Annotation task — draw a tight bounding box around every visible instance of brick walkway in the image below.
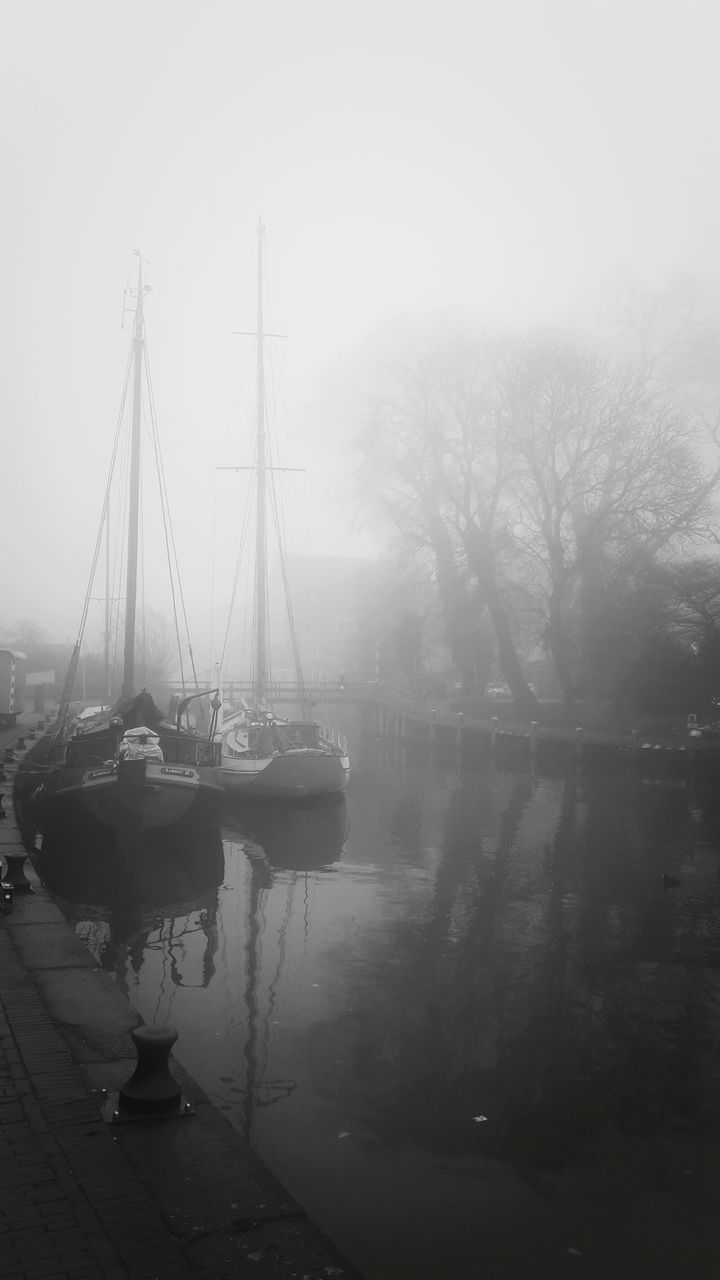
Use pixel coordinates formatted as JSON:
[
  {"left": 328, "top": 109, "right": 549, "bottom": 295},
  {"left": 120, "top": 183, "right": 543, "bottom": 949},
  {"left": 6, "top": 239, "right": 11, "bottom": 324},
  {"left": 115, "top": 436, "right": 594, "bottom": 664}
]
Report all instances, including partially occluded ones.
[
  {"left": 0, "top": 719, "right": 201, "bottom": 1280},
  {"left": 0, "top": 925, "right": 199, "bottom": 1280}
]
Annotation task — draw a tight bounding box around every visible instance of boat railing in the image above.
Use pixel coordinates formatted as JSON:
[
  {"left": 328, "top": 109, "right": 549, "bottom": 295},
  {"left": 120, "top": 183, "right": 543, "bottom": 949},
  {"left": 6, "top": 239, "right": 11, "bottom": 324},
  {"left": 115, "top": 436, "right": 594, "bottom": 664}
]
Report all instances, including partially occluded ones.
[{"left": 320, "top": 723, "right": 348, "bottom": 754}]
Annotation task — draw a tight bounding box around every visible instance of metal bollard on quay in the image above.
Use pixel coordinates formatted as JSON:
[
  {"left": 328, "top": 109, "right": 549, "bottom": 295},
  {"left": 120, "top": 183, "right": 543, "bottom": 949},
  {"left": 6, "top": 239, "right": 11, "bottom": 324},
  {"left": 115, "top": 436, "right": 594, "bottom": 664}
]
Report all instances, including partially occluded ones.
[
  {"left": 3, "top": 852, "right": 33, "bottom": 892},
  {"left": 102, "top": 1025, "right": 192, "bottom": 1122}
]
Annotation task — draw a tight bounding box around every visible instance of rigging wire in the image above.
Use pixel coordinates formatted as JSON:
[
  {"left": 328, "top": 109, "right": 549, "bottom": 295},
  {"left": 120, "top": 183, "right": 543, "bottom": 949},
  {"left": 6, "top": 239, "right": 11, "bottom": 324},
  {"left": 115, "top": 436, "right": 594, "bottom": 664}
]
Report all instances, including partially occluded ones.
[
  {"left": 264, "top": 340, "right": 308, "bottom": 707},
  {"left": 209, "top": 470, "right": 218, "bottom": 681},
  {"left": 210, "top": 301, "right": 258, "bottom": 682},
  {"left": 107, "top": 414, "right": 130, "bottom": 699},
  {"left": 144, "top": 350, "right": 199, "bottom": 692},
  {"left": 139, "top": 465, "right": 146, "bottom": 688},
  {"left": 217, "top": 473, "right": 253, "bottom": 676},
  {"left": 268, "top": 469, "right": 307, "bottom": 709},
  {"left": 56, "top": 340, "right": 134, "bottom": 728}
]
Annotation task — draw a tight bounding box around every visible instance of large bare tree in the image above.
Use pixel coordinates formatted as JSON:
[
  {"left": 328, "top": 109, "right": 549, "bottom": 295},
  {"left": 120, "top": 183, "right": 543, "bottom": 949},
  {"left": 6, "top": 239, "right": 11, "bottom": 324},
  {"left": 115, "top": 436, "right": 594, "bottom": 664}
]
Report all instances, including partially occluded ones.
[
  {"left": 357, "top": 338, "right": 538, "bottom": 709},
  {"left": 498, "top": 341, "right": 719, "bottom": 708}
]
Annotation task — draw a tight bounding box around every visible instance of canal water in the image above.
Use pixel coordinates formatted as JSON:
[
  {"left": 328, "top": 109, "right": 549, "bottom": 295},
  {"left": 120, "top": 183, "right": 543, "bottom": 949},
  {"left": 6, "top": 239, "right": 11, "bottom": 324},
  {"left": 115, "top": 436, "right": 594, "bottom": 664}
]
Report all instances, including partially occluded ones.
[{"left": 36, "top": 732, "right": 720, "bottom": 1279}]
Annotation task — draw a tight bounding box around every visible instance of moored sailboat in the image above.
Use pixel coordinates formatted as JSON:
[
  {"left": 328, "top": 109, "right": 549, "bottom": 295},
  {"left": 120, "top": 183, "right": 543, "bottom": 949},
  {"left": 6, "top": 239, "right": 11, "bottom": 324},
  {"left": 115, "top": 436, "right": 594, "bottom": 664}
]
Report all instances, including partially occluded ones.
[
  {"left": 38, "top": 257, "right": 224, "bottom": 833},
  {"left": 218, "top": 221, "right": 350, "bottom": 799}
]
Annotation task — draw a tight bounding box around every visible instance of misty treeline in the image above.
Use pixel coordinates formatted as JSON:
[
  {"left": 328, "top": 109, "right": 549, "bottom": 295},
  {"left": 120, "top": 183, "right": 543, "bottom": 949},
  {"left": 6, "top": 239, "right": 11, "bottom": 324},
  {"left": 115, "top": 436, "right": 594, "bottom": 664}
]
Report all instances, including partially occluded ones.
[
  {"left": 0, "top": 612, "right": 177, "bottom": 705},
  {"left": 354, "top": 320, "right": 720, "bottom": 718}
]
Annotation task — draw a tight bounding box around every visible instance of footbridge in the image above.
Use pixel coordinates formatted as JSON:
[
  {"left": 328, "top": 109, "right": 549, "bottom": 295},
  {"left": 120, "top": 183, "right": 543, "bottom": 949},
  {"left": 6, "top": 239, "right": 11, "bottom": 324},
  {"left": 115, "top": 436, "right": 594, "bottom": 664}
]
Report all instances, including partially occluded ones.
[{"left": 169, "top": 680, "right": 406, "bottom": 708}]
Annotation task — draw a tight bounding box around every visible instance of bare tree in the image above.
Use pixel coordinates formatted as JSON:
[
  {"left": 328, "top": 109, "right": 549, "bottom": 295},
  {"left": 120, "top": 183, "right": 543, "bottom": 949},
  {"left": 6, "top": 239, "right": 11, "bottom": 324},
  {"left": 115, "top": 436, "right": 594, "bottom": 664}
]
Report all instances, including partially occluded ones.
[
  {"left": 357, "top": 338, "right": 538, "bottom": 709},
  {"left": 499, "top": 341, "right": 720, "bottom": 708}
]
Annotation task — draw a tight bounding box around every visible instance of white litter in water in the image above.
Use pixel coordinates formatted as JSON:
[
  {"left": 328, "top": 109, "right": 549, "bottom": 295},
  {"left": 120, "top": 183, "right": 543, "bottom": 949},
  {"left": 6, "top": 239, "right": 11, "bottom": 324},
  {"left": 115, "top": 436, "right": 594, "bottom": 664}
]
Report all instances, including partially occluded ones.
[
  {"left": 338, "top": 1131, "right": 350, "bottom": 1139},
  {"left": 473, "top": 1115, "right": 488, "bottom": 1123}
]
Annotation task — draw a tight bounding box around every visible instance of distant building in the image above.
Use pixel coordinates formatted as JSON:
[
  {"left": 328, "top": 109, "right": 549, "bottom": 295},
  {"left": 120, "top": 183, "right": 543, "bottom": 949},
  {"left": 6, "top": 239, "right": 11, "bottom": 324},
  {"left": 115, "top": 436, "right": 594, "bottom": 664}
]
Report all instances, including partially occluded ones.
[
  {"left": 0, "top": 640, "right": 73, "bottom": 706},
  {"left": 270, "top": 555, "right": 391, "bottom": 683}
]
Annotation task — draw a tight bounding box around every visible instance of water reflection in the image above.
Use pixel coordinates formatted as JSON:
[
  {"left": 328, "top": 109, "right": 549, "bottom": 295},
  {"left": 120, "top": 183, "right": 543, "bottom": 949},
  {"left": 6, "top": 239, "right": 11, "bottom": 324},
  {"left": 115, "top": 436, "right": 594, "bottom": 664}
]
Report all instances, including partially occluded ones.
[
  {"left": 36, "top": 821, "right": 224, "bottom": 996},
  {"left": 222, "top": 794, "right": 349, "bottom": 869},
  {"left": 39, "top": 755, "right": 720, "bottom": 1278},
  {"left": 210, "top": 797, "right": 348, "bottom": 1144}
]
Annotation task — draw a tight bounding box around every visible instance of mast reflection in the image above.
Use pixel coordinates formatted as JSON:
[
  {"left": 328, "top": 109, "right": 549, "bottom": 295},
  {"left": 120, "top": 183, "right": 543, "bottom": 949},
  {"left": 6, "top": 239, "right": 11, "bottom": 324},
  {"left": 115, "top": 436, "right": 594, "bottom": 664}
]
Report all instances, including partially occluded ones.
[
  {"left": 218, "top": 799, "right": 348, "bottom": 1142},
  {"left": 35, "top": 820, "right": 225, "bottom": 994}
]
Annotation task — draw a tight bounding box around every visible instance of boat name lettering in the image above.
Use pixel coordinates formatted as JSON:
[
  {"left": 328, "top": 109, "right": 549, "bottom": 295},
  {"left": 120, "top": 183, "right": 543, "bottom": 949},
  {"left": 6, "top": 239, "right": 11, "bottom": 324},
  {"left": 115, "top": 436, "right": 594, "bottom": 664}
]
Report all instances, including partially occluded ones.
[
  {"left": 89, "top": 768, "right": 114, "bottom": 779},
  {"left": 160, "top": 766, "right": 195, "bottom": 778}
]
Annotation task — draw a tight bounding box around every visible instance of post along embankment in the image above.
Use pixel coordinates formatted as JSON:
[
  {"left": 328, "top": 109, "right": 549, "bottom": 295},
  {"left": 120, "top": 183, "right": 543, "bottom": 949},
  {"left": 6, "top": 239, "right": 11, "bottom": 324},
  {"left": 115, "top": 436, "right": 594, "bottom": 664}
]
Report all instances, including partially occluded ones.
[{"left": 366, "top": 695, "right": 720, "bottom": 779}]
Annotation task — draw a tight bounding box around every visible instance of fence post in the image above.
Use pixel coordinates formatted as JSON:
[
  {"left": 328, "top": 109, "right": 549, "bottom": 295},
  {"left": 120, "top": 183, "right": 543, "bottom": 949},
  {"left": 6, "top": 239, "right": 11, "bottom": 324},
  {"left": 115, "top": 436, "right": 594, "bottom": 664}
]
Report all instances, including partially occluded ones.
[
  {"left": 530, "top": 720, "right": 538, "bottom": 759},
  {"left": 575, "top": 726, "right": 584, "bottom": 766}
]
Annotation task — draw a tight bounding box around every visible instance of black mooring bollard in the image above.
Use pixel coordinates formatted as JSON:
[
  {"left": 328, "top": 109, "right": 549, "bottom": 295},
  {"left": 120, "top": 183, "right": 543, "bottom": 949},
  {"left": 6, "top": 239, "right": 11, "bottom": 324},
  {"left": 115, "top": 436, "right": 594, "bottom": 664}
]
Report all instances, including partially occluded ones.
[
  {"left": 119, "top": 1025, "right": 183, "bottom": 1115},
  {"left": 16, "top": 737, "right": 25, "bottom": 751},
  {"left": 3, "top": 852, "right": 32, "bottom": 892}
]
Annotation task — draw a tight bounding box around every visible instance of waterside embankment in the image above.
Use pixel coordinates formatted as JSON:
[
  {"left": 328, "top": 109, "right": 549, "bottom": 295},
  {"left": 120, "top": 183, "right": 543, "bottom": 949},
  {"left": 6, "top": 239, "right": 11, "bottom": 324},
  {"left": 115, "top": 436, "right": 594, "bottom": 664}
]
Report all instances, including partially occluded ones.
[{"left": 368, "top": 695, "right": 720, "bottom": 778}]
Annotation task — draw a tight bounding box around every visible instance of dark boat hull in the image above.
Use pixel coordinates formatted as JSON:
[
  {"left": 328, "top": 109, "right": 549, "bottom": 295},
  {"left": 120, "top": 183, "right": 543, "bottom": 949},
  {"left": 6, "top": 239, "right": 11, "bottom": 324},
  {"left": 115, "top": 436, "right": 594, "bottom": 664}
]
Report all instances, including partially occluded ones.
[{"left": 42, "top": 758, "right": 224, "bottom": 832}]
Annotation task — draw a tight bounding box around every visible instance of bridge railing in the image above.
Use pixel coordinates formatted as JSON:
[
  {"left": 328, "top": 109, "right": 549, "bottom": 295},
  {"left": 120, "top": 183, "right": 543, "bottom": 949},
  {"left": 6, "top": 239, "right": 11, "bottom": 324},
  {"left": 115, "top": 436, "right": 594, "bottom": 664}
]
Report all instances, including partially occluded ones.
[{"left": 167, "top": 679, "right": 419, "bottom": 710}]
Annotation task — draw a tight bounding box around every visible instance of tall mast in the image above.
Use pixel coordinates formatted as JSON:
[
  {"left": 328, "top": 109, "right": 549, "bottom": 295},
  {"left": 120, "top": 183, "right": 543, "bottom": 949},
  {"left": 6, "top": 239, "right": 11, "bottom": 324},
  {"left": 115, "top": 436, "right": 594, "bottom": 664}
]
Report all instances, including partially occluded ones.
[
  {"left": 254, "top": 219, "right": 267, "bottom": 706},
  {"left": 104, "top": 504, "right": 110, "bottom": 702},
  {"left": 121, "top": 254, "right": 145, "bottom": 700}
]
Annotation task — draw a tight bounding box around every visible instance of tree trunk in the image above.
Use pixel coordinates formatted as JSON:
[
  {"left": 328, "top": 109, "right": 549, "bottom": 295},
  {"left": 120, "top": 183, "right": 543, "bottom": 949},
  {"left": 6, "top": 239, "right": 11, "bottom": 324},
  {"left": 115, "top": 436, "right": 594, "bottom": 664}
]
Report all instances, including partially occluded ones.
[
  {"left": 545, "top": 601, "right": 575, "bottom": 712},
  {"left": 425, "top": 507, "right": 481, "bottom": 692},
  {"left": 488, "top": 590, "right": 539, "bottom": 716},
  {"left": 466, "top": 524, "right": 539, "bottom": 716}
]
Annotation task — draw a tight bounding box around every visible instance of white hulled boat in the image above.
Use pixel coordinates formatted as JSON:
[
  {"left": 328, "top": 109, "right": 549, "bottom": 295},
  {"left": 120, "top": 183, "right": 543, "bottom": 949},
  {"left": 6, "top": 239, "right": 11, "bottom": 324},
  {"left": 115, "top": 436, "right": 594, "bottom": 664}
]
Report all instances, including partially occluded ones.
[{"left": 218, "top": 222, "right": 350, "bottom": 799}]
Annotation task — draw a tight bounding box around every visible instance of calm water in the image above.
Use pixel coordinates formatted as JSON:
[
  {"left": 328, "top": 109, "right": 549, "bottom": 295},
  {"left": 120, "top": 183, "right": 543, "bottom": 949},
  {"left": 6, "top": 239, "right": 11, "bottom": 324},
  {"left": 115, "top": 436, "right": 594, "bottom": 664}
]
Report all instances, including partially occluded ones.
[{"left": 38, "top": 733, "right": 720, "bottom": 1279}]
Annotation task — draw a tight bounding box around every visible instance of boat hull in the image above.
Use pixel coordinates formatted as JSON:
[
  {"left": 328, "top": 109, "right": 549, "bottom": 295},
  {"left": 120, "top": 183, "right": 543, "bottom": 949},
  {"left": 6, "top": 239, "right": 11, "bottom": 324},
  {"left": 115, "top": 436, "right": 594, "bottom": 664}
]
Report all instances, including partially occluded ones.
[
  {"left": 42, "top": 758, "right": 225, "bottom": 832},
  {"left": 221, "top": 748, "right": 349, "bottom": 798}
]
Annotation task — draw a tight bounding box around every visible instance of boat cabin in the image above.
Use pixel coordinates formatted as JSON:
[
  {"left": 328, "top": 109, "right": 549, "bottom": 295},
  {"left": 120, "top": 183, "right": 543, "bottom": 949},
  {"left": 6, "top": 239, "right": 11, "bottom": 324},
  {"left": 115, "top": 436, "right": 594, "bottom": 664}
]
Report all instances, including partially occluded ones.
[{"left": 228, "top": 719, "right": 322, "bottom": 759}]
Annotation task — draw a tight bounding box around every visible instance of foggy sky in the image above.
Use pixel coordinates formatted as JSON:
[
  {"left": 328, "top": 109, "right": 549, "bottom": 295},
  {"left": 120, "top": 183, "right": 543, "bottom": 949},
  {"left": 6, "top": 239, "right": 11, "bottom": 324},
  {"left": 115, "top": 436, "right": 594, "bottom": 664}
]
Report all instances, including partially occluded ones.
[{"left": 2, "top": 0, "right": 719, "bottom": 669}]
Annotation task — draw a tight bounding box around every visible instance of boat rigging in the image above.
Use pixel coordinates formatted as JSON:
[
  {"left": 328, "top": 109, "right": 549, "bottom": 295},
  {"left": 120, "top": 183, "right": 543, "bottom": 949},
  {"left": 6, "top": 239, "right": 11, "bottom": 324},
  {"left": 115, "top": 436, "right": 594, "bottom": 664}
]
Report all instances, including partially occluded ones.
[
  {"left": 217, "top": 220, "right": 350, "bottom": 799},
  {"left": 37, "top": 254, "right": 224, "bottom": 834}
]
